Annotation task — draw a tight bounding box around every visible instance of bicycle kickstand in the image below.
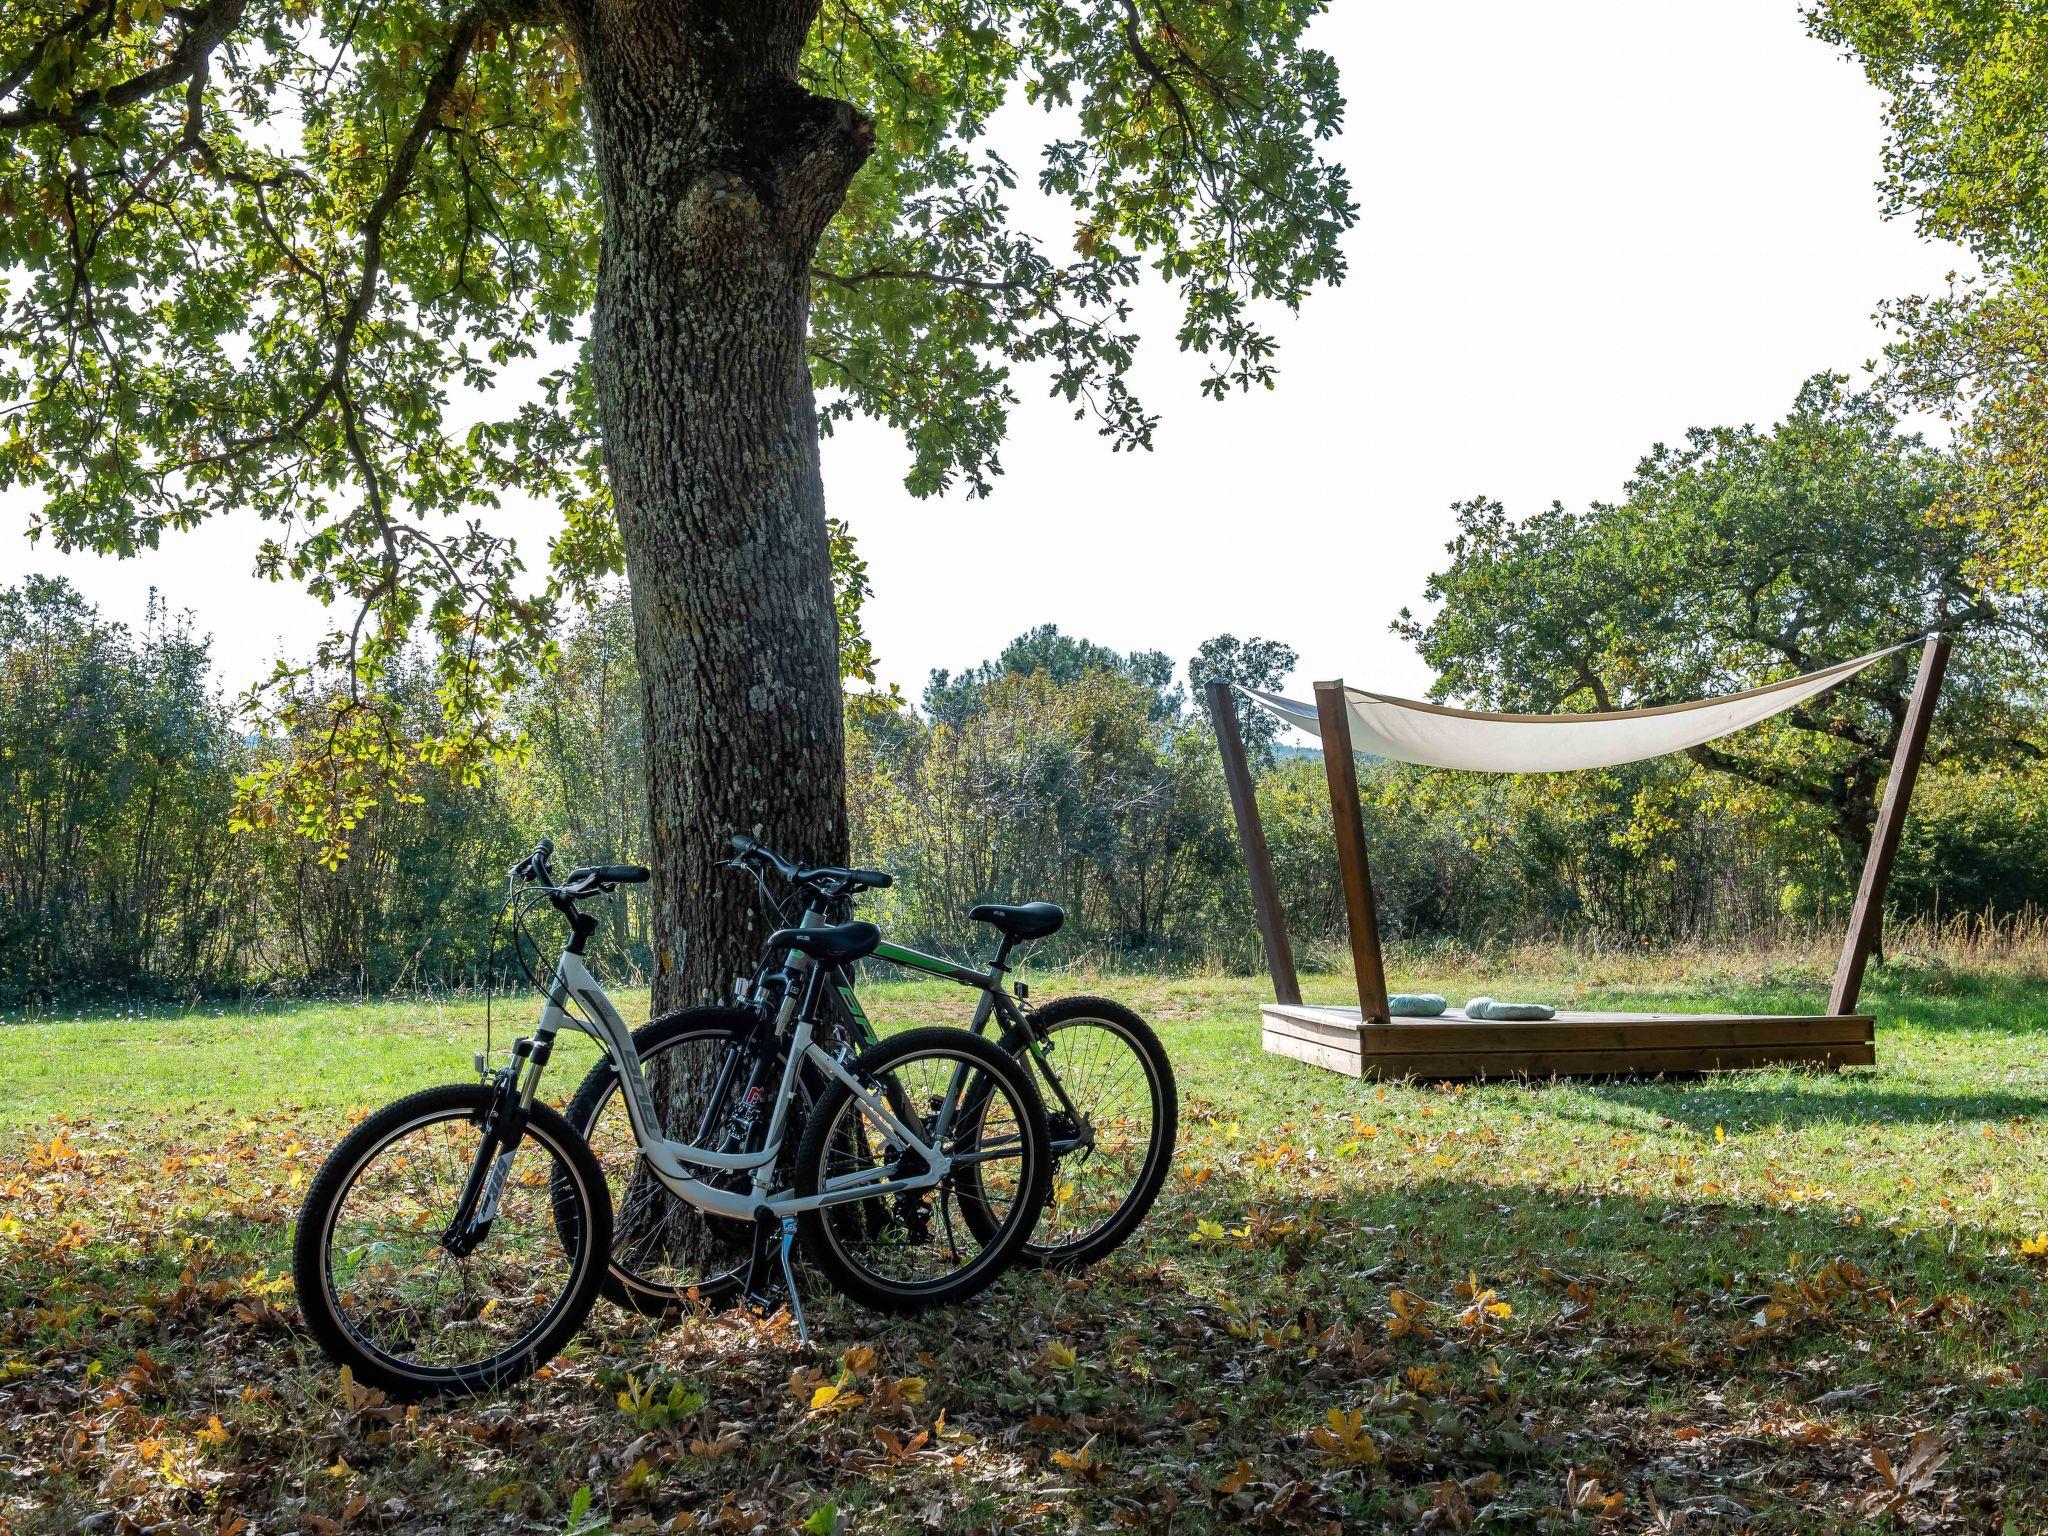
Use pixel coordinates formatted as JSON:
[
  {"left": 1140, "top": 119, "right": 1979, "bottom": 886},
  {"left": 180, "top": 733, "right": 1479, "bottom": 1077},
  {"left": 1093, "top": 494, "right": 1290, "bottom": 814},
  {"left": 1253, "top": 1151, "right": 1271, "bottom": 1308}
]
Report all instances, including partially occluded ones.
[
  {"left": 778, "top": 1216, "right": 809, "bottom": 1346},
  {"left": 742, "top": 1206, "right": 811, "bottom": 1348}
]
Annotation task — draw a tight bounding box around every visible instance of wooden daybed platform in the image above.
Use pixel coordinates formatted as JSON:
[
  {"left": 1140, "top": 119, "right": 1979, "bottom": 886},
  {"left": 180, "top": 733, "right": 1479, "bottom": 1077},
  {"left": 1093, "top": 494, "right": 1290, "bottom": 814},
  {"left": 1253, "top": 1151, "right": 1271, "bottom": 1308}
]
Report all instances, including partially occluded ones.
[
  {"left": 1207, "top": 635, "right": 1952, "bottom": 1082},
  {"left": 1259, "top": 1002, "right": 1876, "bottom": 1080}
]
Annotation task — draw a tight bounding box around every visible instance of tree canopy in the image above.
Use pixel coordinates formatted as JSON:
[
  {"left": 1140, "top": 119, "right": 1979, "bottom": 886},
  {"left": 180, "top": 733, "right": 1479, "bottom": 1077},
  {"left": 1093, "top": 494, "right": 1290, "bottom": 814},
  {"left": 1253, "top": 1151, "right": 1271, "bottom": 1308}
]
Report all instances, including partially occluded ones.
[
  {"left": 1809, "top": 0, "right": 2048, "bottom": 594},
  {"left": 0, "top": 0, "right": 1354, "bottom": 856},
  {"left": 1400, "top": 374, "right": 2048, "bottom": 860}
]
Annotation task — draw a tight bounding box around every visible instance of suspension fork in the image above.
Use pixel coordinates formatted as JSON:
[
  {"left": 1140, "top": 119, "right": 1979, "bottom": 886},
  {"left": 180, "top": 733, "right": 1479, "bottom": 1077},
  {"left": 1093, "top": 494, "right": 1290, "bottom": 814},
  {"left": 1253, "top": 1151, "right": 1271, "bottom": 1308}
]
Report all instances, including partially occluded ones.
[{"left": 441, "top": 1031, "right": 555, "bottom": 1257}]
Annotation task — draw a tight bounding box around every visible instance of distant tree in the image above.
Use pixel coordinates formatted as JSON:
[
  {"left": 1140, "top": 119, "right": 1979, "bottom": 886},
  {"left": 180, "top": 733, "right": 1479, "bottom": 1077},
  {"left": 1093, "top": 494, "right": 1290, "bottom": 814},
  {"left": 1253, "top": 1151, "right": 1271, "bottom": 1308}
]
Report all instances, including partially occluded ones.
[
  {"left": 1809, "top": 1, "right": 2048, "bottom": 593},
  {"left": 924, "top": 624, "right": 1180, "bottom": 726},
  {"left": 244, "top": 647, "right": 528, "bottom": 988},
  {"left": 1399, "top": 375, "right": 2048, "bottom": 871},
  {"left": 1189, "top": 632, "right": 1297, "bottom": 764},
  {"left": 851, "top": 665, "right": 1231, "bottom": 952},
  {"left": 511, "top": 590, "right": 649, "bottom": 956},
  {"left": 0, "top": 577, "right": 255, "bottom": 999},
  {"left": 0, "top": 0, "right": 1355, "bottom": 1006}
]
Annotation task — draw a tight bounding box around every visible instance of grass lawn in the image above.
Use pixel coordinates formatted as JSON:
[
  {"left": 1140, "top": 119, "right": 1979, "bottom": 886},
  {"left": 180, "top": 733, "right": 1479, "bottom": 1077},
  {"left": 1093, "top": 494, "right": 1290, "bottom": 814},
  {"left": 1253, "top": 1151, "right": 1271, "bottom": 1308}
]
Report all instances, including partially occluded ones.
[{"left": 4, "top": 948, "right": 2048, "bottom": 1533}]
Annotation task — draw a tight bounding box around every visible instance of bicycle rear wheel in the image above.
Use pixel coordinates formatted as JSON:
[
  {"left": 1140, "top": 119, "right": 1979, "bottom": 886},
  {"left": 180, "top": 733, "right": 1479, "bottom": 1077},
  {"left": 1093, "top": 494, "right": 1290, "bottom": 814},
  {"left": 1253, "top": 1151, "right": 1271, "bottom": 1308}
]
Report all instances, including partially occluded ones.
[{"left": 795, "top": 1026, "right": 1050, "bottom": 1312}]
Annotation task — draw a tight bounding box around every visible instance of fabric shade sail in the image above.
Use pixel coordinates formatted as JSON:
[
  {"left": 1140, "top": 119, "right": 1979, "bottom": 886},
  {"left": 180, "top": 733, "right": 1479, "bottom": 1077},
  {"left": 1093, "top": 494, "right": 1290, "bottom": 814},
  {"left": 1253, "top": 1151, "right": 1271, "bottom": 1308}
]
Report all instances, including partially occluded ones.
[{"left": 1241, "top": 644, "right": 1908, "bottom": 775}]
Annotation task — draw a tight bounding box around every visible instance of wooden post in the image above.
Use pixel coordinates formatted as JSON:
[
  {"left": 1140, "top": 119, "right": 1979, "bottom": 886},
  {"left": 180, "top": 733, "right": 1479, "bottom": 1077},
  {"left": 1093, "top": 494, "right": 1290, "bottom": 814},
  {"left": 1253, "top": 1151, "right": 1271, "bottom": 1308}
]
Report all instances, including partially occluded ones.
[
  {"left": 1315, "top": 680, "right": 1391, "bottom": 1023},
  {"left": 1206, "top": 679, "right": 1301, "bottom": 1005},
  {"left": 1829, "top": 633, "right": 1952, "bottom": 1015}
]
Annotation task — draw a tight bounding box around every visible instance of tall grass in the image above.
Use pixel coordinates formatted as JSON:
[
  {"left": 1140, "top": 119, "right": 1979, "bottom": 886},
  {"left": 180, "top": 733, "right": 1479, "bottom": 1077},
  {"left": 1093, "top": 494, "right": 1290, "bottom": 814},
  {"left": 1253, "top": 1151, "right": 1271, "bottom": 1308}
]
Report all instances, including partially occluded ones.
[{"left": 1269, "top": 909, "right": 2048, "bottom": 997}]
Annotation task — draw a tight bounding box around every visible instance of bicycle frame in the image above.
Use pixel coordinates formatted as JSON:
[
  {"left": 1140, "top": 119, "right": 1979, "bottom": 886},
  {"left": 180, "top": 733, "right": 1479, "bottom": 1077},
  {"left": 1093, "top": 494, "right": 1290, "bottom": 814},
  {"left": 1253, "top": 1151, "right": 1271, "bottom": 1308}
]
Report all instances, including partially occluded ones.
[
  {"left": 514, "top": 946, "right": 996, "bottom": 1224},
  {"left": 788, "top": 906, "right": 1096, "bottom": 1153}
]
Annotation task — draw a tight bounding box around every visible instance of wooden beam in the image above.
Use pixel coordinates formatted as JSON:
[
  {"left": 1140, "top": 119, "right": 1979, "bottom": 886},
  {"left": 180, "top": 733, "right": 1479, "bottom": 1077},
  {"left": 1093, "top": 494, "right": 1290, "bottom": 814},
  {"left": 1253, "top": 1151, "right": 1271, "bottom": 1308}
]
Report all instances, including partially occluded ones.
[
  {"left": 1315, "top": 680, "right": 1391, "bottom": 1023},
  {"left": 1830, "top": 634, "right": 1953, "bottom": 1015},
  {"left": 1206, "top": 679, "right": 1301, "bottom": 1005}
]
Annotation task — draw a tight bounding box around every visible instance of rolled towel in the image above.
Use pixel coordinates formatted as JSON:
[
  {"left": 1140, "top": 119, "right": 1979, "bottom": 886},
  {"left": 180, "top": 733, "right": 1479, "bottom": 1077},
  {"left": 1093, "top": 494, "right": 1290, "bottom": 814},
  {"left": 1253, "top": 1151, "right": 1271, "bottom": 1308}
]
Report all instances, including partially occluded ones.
[
  {"left": 1465, "top": 997, "right": 1557, "bottom": 1021},
  {"left": 1388, "top": 993, "right": 1447, "bottom": 1018}
]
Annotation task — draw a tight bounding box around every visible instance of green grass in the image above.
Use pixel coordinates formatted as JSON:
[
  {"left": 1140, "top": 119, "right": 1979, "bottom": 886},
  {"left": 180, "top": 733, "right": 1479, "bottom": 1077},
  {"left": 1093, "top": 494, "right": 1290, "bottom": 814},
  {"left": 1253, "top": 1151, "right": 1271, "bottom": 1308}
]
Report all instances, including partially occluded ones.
[{"left": 5, "top": 951, "right": 2048, "bottom": 1532}]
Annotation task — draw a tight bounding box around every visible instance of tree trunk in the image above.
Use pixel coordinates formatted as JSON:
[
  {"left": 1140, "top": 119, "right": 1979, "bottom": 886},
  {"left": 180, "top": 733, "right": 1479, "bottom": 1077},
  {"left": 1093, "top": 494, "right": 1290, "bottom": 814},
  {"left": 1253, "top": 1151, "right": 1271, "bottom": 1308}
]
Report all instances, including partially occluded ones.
[{"left": 571, "top": 0, "right": 872, "bottom": 1011}]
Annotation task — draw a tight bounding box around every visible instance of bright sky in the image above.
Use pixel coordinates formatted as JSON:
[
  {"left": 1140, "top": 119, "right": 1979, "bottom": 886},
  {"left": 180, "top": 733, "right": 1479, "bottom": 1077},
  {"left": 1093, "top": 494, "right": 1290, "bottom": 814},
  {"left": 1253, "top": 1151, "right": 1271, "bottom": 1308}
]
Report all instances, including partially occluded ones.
[{"left": 0, "top": 0, "right": 1965, "bottom": 708}]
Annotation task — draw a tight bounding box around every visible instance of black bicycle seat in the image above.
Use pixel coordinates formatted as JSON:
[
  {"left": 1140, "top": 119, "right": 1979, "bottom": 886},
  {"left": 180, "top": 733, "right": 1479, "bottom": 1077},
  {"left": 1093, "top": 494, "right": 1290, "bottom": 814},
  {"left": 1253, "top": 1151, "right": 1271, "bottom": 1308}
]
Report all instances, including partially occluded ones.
[
  {"left": 966, "top": 902, "right": 1064, "bottom": 941},
  {"left": 768, "top": 920, "right": 882, "bottom": 964}
]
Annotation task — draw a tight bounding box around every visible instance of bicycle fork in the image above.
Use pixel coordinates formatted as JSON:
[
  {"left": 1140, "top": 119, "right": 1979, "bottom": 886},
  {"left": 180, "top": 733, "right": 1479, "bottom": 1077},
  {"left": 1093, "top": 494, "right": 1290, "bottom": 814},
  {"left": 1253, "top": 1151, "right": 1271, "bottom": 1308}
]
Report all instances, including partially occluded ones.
[{"left": 443, "top": 1033, "right": 554, "bottom": 1257}]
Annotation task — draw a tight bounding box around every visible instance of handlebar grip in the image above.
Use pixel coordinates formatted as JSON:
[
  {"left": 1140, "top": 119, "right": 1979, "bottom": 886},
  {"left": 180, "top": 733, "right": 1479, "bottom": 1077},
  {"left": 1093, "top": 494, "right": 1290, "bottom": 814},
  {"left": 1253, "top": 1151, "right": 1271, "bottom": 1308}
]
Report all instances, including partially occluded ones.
[
  {"left": 595, "top": 864, "right": 650, "bottom": 884},
  {"left": 512, "top": 838, "right": 555, "bottom": 883},
  {"left": 728, "top": 834, "right": 758, "bottom": 855}
]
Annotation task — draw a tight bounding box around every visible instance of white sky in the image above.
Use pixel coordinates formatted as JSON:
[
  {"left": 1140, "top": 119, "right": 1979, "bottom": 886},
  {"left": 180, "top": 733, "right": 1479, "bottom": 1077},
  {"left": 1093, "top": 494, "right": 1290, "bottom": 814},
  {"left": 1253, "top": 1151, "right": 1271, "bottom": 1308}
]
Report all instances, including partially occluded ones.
[{"left": 0, "top": 0, "right": 1964, "bottom": 708}]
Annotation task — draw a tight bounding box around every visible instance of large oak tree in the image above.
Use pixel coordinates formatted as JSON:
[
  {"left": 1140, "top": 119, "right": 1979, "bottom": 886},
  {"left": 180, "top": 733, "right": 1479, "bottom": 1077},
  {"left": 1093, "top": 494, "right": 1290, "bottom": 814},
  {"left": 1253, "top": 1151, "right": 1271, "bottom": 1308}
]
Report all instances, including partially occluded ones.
[{"left": 0, "top": 0, "right": 1353, "bottom": 1001}]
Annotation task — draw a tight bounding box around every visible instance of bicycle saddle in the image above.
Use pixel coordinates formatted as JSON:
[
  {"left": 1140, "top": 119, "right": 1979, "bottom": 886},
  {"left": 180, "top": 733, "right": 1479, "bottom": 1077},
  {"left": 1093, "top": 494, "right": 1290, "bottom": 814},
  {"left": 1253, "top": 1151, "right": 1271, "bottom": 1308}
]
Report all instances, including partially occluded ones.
[
  {"left": 966, "top": 902, "right": 1065, "bottom": 941},
  {"left": 768, "top": 920, "right": 881, "bottom": 964}
]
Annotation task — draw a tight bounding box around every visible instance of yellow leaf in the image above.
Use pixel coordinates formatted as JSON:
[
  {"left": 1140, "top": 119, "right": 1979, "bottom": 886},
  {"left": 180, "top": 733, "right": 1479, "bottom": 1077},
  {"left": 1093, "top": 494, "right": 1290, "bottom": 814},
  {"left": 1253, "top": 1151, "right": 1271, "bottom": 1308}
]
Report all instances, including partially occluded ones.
[{"left": 840, "top": 1344, "right": 877, "bottom": 1377}]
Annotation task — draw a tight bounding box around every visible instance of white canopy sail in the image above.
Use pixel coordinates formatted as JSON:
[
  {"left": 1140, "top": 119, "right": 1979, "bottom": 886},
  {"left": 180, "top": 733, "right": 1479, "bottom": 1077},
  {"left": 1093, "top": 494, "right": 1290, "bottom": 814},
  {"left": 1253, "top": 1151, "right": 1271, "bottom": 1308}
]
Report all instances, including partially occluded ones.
[{"left": 1241, "top": 645, "right": 1908, "bottom": 775}]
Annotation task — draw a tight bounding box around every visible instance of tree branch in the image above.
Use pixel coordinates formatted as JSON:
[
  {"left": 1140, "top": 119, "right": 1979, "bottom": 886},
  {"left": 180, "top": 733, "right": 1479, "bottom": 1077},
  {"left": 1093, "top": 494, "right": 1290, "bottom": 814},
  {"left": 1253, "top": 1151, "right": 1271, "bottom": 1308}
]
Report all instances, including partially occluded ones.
[
  {"left": 325, "top": 7, "right": 490, "bottom": 400},
  {"left": 0, "top": 0, "right": 245, "bottom": 133},
  {"left": 815, "top": 263, "right": 1036, "bottom": 294}
]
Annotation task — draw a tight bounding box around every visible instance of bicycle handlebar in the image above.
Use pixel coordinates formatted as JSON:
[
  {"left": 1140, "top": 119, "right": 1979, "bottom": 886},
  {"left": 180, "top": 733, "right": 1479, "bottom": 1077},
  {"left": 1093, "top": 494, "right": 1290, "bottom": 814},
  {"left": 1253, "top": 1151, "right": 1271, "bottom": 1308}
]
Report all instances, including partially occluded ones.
[
  {"left": 729, "top": 833, "right": 796, "bottom": 879},
  {"left": 511, "top": 838, "right": 648, "bottom": 897},
  {"left": 727, "top": 833, "right": 892, "bottom": 898}
]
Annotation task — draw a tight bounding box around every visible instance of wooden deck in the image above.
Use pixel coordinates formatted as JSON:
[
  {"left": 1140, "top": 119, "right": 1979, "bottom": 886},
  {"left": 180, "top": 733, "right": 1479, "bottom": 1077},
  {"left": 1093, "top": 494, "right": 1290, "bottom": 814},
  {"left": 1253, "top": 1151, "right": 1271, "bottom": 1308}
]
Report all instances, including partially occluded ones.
[{"left": 1260, "top": 1003, "right": 1876, "bottom": 1080}]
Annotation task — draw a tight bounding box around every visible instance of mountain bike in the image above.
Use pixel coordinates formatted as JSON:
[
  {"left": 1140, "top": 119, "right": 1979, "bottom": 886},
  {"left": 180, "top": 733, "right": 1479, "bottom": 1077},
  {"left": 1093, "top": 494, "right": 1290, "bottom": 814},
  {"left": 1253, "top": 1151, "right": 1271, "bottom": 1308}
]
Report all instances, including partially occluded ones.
[
  {"left": 563, "top": 834, "right": 1177, "bottom": 1318},
  {"left": 293, "top": 840, "right": 1053, "bottom": 1399}
]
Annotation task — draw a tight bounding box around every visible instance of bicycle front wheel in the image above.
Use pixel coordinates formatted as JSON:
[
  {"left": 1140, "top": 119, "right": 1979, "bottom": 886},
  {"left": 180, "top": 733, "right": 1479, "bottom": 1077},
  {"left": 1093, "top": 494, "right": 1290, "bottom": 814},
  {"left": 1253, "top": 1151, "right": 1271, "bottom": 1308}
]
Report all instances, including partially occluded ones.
[
  {"left": 796, "top": 1026, "right": 1050, "bottom": 1312},
  {"left": 293, "top": 1084, "right": 611, "bottom": 1399}
]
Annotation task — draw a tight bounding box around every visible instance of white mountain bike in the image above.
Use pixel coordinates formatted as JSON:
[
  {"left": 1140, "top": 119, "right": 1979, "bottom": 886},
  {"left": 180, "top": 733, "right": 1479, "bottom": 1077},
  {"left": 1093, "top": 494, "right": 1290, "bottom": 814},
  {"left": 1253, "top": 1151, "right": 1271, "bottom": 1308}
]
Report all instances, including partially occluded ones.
[{"left": 292, "top": 840, "right": 1053, "bottom": 1399}]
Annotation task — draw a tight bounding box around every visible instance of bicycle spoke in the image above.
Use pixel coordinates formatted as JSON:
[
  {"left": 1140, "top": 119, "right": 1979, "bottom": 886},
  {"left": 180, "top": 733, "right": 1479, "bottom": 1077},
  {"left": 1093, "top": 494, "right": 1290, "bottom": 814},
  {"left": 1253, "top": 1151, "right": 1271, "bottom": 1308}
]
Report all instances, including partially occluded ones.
[
  {"left": 323, "top": 1113, "right": 583, "bottom": 1375},
  {"left": 1036, "top": 1017, "right": 1158, "bottom": 1249},
  {"left": 816, "top": 1047, "right": 1032, "bottom": 1290}
]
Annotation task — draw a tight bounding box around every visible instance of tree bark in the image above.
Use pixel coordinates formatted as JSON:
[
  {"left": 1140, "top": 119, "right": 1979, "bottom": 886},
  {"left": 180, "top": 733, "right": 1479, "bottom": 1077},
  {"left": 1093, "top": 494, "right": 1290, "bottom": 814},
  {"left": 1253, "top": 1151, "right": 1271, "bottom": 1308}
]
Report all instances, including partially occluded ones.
[{"left": 570, "top": 0, "right": 872, "bottom": 1009}]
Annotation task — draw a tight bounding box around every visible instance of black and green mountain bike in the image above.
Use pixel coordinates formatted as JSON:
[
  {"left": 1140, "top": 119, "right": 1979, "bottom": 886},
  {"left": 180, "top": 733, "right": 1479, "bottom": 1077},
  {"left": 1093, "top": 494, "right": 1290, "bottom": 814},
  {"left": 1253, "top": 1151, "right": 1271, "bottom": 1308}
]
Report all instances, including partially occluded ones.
[{"left": 563, "top": 834, "right": 1177, "bottom": 1315}]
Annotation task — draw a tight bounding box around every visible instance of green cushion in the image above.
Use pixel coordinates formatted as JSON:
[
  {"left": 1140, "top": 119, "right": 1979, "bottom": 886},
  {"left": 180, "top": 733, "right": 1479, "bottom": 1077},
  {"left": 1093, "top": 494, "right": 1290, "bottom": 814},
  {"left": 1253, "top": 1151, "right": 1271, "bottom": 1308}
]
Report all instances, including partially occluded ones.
[
  {"left": 1464, "top": 997, "right": 1557, "bottom": 1021},
  {"left": 1387, "top": 993, "right": 1447, "bottom": 1017}
]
